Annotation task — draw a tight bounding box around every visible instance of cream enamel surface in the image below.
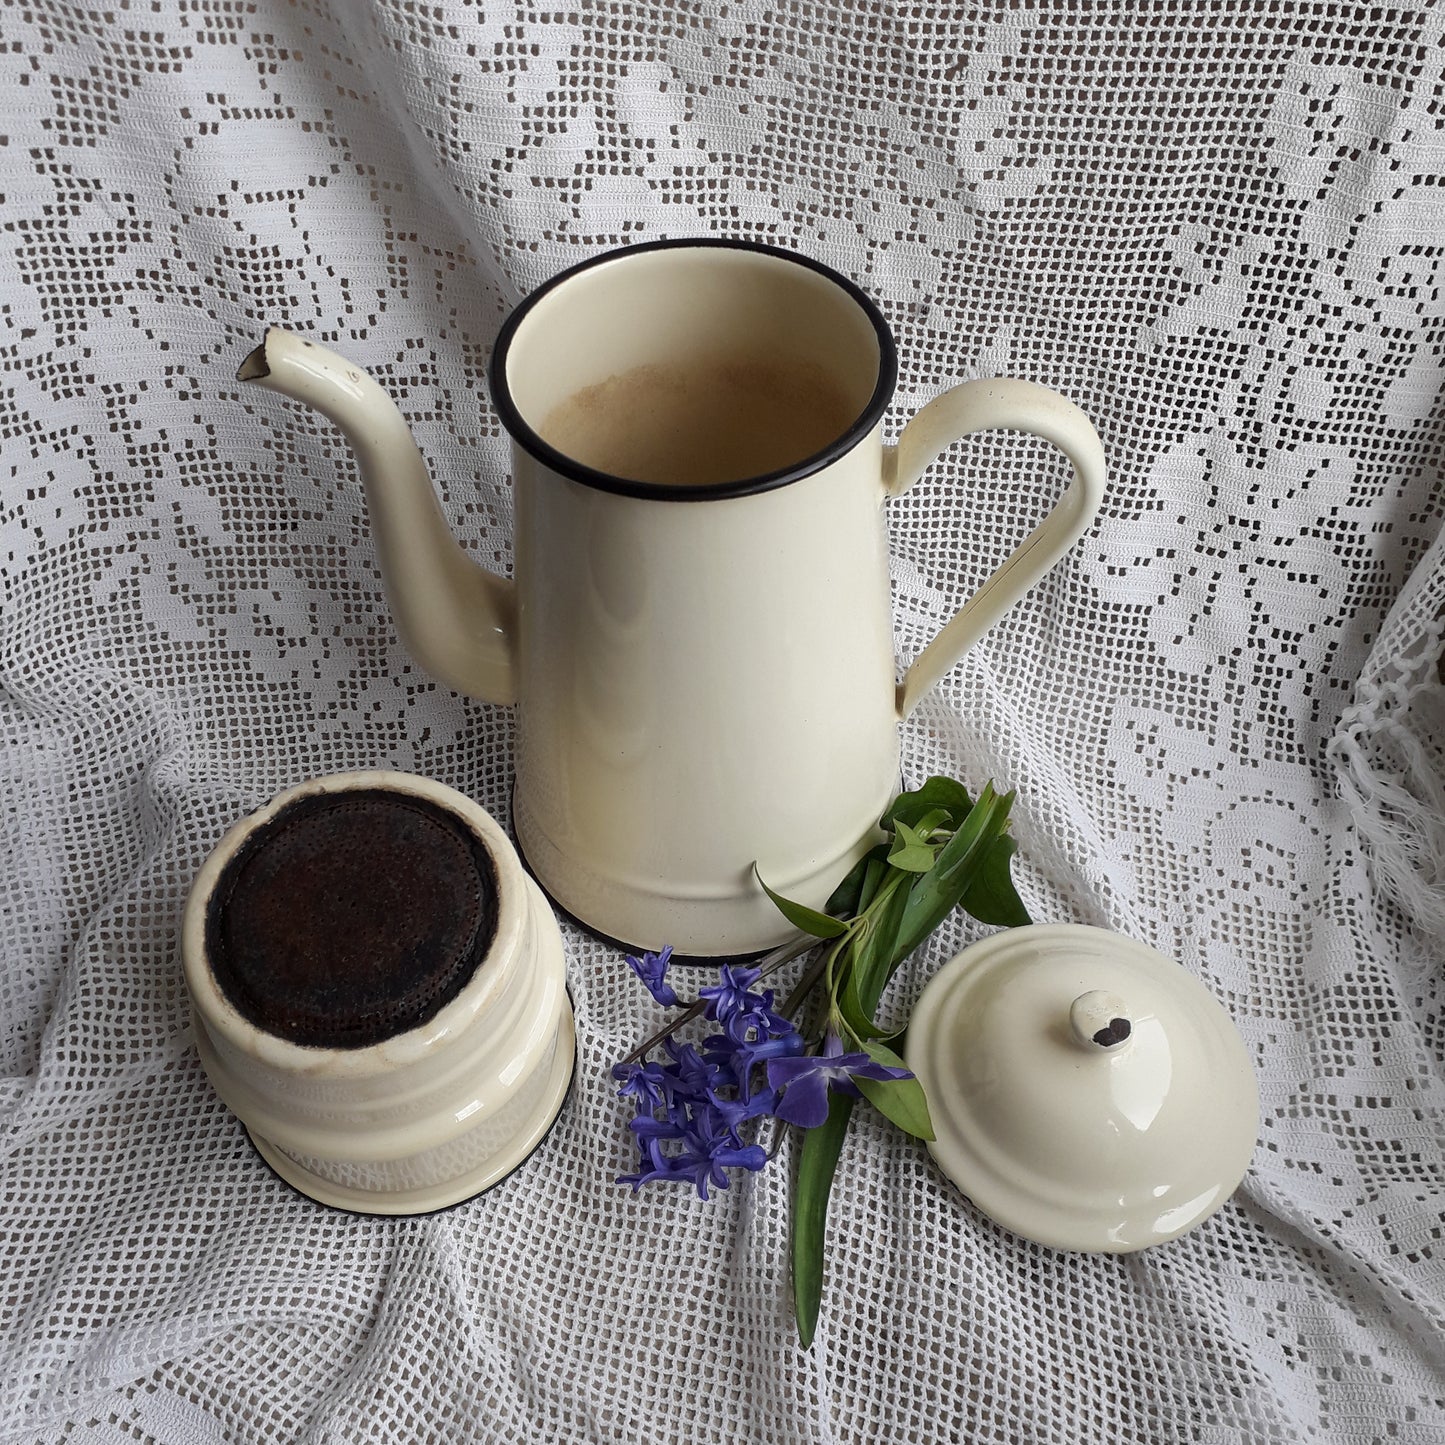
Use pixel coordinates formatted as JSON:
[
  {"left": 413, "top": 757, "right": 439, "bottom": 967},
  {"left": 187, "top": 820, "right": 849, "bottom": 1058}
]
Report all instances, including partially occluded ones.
[
  {"left": 237, "top": 331, "right": 518, "bottom": 705},
  {"left": 182, "top": 771, "right": 574, "bottom": 1214},
  {"left": 239, "top": 245, "right": 1105, "bottom": 954},
  {"left": 511, "top": 426, "right": 900, "bottom": 954},
  {"left": 885, "top": 377, "right": 1108, "bottom": 717},
  {"left": 905, "top": 924, "right": 1260, "bottom": 1253}
]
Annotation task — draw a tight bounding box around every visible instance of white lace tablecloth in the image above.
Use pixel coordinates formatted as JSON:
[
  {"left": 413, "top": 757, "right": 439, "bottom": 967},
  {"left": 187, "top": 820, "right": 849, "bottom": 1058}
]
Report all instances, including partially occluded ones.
[{"left": 3, "top": 3, "right": 1443, "bottom": 1441}]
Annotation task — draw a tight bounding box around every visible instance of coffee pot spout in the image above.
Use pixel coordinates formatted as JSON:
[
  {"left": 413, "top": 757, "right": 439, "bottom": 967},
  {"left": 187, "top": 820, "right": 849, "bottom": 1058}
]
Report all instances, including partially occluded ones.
[{"left": 237, "top": 328, "right": 516, "bottom": 705}]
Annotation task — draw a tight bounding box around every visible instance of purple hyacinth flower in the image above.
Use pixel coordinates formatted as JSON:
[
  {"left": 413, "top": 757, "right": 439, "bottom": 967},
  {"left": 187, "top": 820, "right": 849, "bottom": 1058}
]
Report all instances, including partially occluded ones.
[
  {"left": 625, "top": 945, "right": 680, "bottom": 1007},
  {"left": 618, "top": 1134, "right": 680, "bottom": 1191},
  {"left": 697, "top": 964, "right": 765, "bottom": 1023},
  {"left": 708, "top": 1083, "right": 780, "bottom": 1131},
  {"left": 630, "top": 1112, "right": 685, "bottom": 1146},
  {"left": 720, "top": 988, "right": 780, "bottom": 1044},
  {"left": 612, "top": 1059, "right": 669, "bottom": 1111},
  {"left": 766, "top": 1031, "right": 915, "bottom": 1129},
  {"left": 674, "top": 1111, "right": 769, "bottom": 1200},
  {"left": 612, "top": 951, "right": 810, "bottom": 1199},
  {"left": 704, "top": 1020, "right": 806, "bottom": 1098},
  {"left": 617, "top": 1101, "right": 684, "bottom": 1192},
  {"left": 617, "top": 1092, "right": 768, "bottom": 1197},
  {"left": 662, "top": 1037, "right": 726, "bottom": 1100}
]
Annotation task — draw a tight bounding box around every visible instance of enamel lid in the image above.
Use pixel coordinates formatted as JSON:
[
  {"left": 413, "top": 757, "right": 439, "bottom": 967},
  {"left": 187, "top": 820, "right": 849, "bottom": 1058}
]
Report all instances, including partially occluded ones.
[{"left": 906, "top": 924, "right": 1259, "bottom": 1252}]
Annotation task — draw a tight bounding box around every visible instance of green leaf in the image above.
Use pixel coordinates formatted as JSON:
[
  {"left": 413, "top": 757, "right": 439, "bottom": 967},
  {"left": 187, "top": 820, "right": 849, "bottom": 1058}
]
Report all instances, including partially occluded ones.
[
  {"left": 860, "top": 1037, "right": 911, "bottom": 1070},
  {"left": 854, "top": 853, "right": 890, "bottom": 913},
  {"left": 854, "top": 1041, "right": 933, "bottom": 1138},
  {"left": 823, "top": 843, "right": 889, "bottom": 916},
  {"left": 960, "top": 835, "right": 1032, "bottom": 928},
  {"left": 883, "top": 777, "right": 976, "bottom": 831},
  {"left": 836, "top": 970, "right": 882, "bottom": 1041},
  {"left": 834, "top": 862, "right": 902, "bottom": 1035},
  {"left": 887, "top": 847, "right": 936, "bottom": 874},
  {"left": 755, "top": 869, "right": 850, "bottom": 939},
  {"left": 886, "top": 819, "right": 936, "bottom": 873},
  {"left": 855, "top": 1064, "right": 935, "bottom": 1142},
  {"left": 841, "top": 872, "right": 912, "bottom": 1032},
  {"left": 909, "top": 807, "right": 952, "bottom": 839},
  {"left": 792, "top": 1091, "right": 855, "bottom": 1349},
  {"left": 890, "top": 785, "right": 1014, "bottom": 966},
  {"left": 834, "top": 971, "right": 870, "bottom": 1039}
]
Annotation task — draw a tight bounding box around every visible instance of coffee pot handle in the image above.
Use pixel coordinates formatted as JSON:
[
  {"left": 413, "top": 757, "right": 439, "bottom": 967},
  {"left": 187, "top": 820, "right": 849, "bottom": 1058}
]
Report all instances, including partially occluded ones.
[{"left": 884, "top": 377, "right": 1105, "bottom": 719}]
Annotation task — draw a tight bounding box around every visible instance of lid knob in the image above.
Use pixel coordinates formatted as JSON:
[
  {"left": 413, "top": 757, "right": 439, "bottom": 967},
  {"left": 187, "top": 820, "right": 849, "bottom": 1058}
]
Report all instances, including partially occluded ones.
[{"left": 1069, "top": 989, "right": 1134, "bottom": 1052}]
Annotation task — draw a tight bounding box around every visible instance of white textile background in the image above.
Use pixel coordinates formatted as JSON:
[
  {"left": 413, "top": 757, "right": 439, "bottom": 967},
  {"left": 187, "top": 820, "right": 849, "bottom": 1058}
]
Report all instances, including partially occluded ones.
[{"left": 2, "top": 2, "right": 1443, "bottom": 1442}]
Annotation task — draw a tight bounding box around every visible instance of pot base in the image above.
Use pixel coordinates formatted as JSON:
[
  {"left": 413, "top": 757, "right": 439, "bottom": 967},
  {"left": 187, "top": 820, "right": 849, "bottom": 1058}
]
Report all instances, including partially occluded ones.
[
  {"left": 510, "top": 783, "right": 882, "bottom": 958},
  {"left": 245, "top": 1016, "right": 576, "bottom": 1216},
  {"left": 513, "top": 836, "right": 767, "bottom": 967}
]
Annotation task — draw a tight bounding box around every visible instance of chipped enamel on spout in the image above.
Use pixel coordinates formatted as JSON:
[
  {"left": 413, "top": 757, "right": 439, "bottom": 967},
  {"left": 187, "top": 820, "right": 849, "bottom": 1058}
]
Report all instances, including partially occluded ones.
[{"left": 237, "top": 329, "right": 517, "bottom": 705}]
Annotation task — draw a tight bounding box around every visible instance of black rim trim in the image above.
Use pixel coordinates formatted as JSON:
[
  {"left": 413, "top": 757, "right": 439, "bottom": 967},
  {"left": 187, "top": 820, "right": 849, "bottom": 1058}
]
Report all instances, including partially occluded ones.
[{"left": 486, "top": 238, "right": 899, "bottom": 502}]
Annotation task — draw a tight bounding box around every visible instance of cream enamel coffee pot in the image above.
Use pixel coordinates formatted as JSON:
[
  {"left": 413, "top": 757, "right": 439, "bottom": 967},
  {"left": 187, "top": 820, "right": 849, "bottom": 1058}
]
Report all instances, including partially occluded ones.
[{"left": 238, "top": 240, "right": 1105, "bottom": 955}]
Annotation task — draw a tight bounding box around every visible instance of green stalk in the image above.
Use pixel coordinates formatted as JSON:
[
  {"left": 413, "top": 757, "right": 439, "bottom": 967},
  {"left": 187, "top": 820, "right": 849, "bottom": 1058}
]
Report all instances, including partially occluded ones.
[
  {"left": 779, "top": 937, "right": 839, "bottom": 1019},
  {"left": 792, "top": 1090, "right": 855, "bottom": 1348}
]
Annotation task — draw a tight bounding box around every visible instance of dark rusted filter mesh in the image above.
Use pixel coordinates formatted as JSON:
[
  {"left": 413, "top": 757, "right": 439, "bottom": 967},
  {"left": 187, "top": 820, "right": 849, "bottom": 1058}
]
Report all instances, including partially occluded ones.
[{"left": 205, "top": 790, "right": 499, "bottom": 1048}]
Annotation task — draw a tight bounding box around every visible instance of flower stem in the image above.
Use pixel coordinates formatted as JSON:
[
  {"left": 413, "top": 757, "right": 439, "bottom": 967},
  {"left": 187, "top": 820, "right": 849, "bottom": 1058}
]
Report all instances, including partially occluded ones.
[
  {"left": 779, "top": 939, "right": 836, "bottom": 1019},
  {"left": 618, "top": 933, "right": 817, "bottom": 1066}
]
